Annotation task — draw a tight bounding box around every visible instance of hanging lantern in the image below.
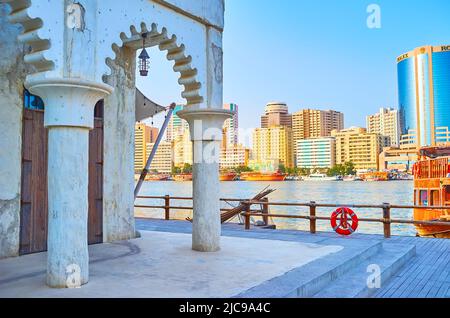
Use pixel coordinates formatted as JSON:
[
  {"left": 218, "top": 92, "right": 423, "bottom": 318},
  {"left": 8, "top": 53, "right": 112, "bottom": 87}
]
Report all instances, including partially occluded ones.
[{"left": 138, "top": 33, "right": 150, "bottom": 76}]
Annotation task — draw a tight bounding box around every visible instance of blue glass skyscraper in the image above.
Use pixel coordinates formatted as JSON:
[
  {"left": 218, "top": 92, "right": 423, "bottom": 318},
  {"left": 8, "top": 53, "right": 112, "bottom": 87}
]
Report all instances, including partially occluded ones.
[{"left": 397, "top": 45, "right": 450, "bottom": 147}]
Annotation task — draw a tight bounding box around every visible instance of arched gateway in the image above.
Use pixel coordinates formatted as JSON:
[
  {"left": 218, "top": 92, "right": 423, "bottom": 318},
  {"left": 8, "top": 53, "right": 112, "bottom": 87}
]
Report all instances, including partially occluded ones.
[{"left": 0, "top": 0, "right": 232, "bottom": 288}]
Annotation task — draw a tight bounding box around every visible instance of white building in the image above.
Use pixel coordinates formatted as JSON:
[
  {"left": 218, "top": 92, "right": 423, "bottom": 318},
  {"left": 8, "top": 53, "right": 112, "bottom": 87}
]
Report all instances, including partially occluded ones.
[
  {"left": 296, "top": 137, "right": 336, "bottom": 169},
  {"left": 366, "top": 108, "right": 401, "bottom": 147},
  {"left": 220, "top": 144, "right": 249, "bottom": 170},
  {"left": 0, "top": 0, "right": 231, "bottom": 288}
]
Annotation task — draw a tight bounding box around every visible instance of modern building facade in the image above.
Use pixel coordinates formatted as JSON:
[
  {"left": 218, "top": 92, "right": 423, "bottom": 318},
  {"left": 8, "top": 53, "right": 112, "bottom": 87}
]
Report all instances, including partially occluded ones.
[
  {"left": 220, "top": 144, "right": 250, "bottom": 170},
  {"left": 332, "top": 127, "right": 389, "bottom": 171},
  {"left": 296, "top": 137, "right": 336, "bottom": 169},
  {"left": 223, "top": 103, "right": 239, "bottom": 146},
  {"left": 134, "top": 123, "right": 159, "bottom": 172},
  {"left": 261, "top": 102, "right": 292, "bottom": 128},
  {"left": 292, "top": 109, "right": 344, "bottom": 142},
  {"left": 252, "top": 126, "right": 294, "bottom": 170},
  {"left": 397, "top": 45, "right": 450, "bottom": 147},
  {"left": 366, "top": 108, "right": 401, "bottom": 146},
  {"left": 146, "top": 142, "right": 173, "bottom": 173}
]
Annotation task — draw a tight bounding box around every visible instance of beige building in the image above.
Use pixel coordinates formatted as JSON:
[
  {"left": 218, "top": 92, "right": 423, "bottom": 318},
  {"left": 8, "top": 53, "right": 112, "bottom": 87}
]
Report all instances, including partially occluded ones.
[
  {"left": 135, "top": 123, "right": 159, "bottom": 172},
  {"left": 378, "top": 147, "right": 418, "bottom": 172},
  {"left": 146, "top": 142, "right": 173, "bottom": 173},
  {"left": 366, "top": 108, "right": 400, "bottom": 146},
  {"left": 252, "top": 126, "right": 294, "bottom": 170},
  {"left": 292, "top": 109, "right": 344, "bottom": 142},
  {"left": 173, "top": 131, "right": 193, "bottom": 168},
  {"left": 261, "top": 102, "right": 292, "bottom": 128},
  {"left": 220, "top": 144, "right": 250, "bottom": 170},
  {"left": 332, "top": 127, "right": 389, "bottom": 171}
]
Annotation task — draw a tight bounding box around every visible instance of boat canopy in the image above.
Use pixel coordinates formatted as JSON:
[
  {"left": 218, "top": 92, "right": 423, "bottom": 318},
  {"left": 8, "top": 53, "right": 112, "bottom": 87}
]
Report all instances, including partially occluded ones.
[{"left": 420, "top": 147, "right": 450, "bottom": 159}]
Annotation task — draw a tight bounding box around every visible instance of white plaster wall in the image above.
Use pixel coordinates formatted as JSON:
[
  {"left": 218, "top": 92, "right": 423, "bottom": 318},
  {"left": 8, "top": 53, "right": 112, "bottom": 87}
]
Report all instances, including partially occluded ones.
[
  {"left": 0, "top": 5, "right": 27, "bottom": 258},
  {"left": 1, "top": 0, "right": 225, "bottom": 251},
  {"left": 154, "top": 0, "right": 225, "bottom": 29},
  {"left": 96, "top": 0, "right": 209, "bottom": 106},
  {"left": 102, "top": 46, "right": 136, "bottom": 242}
]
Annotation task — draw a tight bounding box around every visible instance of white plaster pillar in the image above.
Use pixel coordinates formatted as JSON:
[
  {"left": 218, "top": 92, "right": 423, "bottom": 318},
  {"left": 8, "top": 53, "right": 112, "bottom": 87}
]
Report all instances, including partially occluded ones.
[
  {"left": 178, "top": 110, "right": 231, "bottom": 252},
  {"left": 28, "top": 79, "right": 112, "bottom": 288},
  {"left": 177, "top": 26, "right": 231, "bottom": 252}
]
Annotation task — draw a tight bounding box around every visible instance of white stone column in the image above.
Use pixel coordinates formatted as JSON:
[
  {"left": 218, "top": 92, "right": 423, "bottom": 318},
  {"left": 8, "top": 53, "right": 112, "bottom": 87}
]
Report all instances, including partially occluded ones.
[
  {"left": 28, "top": 79, "right": 112, "bottom": 288},
  {"left": 178, "top": 110, "right": 232, "bottom": 252}
]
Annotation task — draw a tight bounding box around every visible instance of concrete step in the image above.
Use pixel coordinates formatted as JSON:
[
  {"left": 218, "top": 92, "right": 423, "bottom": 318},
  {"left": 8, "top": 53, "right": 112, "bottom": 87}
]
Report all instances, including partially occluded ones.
[
  {"left": 313, "top": 243, "right": 416, "bottom": 298},
  {"left": 235, "top": 238, "right": 385, "bottom": 298}
]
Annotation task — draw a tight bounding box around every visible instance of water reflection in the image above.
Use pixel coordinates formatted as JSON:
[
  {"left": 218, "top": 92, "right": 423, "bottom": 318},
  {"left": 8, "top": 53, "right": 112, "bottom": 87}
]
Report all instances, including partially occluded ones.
[{"left": 135, "top": 180, "right": 415, "bottom": 236}]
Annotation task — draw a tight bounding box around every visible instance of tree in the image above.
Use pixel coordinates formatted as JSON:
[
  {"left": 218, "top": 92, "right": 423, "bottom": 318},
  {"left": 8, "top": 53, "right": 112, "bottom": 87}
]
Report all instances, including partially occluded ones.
[
  {"left": 343, "top": 161, "right": 356, "bottom": 175},
  {"left": 182, "top": 163, "right": 193, "bottom": 174},
  {"left": 234, "top": 165, "right": 253, "bottom": 174},
  {"left": 327, "top": 161, "right": 356, "bottom": 176},
  {"left": 278, "top": 164, "right": 287, "bottom": 174},
  {"left": 172, "top": 166, "right": 181, "bottom": 174}
]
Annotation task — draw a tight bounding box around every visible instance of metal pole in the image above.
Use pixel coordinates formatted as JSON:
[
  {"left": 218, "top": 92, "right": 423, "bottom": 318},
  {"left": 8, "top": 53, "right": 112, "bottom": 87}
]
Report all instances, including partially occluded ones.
[{"left": 134, "top": 103, "right": 176, "bottom": 199}]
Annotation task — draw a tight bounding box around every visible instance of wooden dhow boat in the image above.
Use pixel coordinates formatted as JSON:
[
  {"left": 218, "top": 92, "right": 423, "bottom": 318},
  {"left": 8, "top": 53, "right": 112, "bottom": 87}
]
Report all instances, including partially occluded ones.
[{"left": 412, "top": 146, "right": 450, "bottom": 238}]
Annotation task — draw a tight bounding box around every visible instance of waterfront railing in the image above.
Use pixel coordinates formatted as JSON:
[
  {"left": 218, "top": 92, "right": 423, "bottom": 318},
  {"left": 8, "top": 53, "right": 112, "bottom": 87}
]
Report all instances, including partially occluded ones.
[{"left": 135, "top": 195, "right": 450, "bottom": 238}]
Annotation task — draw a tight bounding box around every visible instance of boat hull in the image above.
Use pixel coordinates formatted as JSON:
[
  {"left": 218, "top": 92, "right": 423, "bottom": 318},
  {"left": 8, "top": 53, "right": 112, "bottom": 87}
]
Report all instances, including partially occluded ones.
[
  {"left": 173, "top": 174, "right": 193, "bottom": 181},
  {"left": 220, "top": 173, "right": 237, "bottom": 181},
  {"left": 240, "top": 173, "right": 286, "bottom": 181}
]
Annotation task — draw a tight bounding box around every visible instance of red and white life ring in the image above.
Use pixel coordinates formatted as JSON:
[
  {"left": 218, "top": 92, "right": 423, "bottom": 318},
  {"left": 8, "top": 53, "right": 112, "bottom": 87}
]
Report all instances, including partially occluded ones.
[{"left": 331, "top": 207, "right": 359, "bottom": 236}]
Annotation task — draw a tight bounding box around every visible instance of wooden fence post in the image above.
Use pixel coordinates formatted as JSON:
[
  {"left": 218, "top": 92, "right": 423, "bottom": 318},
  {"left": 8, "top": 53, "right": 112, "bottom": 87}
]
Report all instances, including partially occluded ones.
[
  {"left": 245, "top": 203, "right": 251, "bottom": 230},
  {"left": 164, "top": 195, "right": 170, "bottom": 220},
  {"left": 310, "top": 201, "right": 316, "bottom": 234},
  {"left": 382, "top": 203, "right": 391, "bottom": 238},
  {"left": 261, "top": 197, "right": 269, "bottom": 226}
]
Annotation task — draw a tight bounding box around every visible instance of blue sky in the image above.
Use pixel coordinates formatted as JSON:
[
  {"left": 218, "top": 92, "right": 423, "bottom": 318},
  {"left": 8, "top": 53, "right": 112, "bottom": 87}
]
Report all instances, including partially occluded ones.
[{"left": 138, "top": 0, "right": 450, "bottom": 130}]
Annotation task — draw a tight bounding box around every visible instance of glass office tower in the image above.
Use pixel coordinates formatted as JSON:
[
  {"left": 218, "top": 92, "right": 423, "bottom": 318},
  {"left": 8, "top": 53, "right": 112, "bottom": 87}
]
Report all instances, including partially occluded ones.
[{"left": 397, "top": 45, "right": 450, "bottom": 147}]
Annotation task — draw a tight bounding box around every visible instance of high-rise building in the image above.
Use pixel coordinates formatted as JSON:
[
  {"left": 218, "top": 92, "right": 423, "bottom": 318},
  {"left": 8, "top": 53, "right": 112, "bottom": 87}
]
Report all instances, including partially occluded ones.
[
  {"left": 252, "top": 126, "right": 294, "bottom": 170},
  {"left": 366, "top": 108, "right": 401, "bottom": 146},
  {"left": 220, "top": 145, "right": 250, "bottom": 170},
  {"left": 223, "top": 103, "right": 239, "bottom": 146},
  {"left": 397, "top": 45, "right": 450, "bottom": 147},
  {"left": 166, "top": 104, "right": 192, "bottom": 167},
  {"left": 146, "top": 142, "right": 173, "bottom": 173},
  {"left": 166, "top": 104, "right": 188, "bottom": 142},
  {"left": 332, "top": 127, "right": 389, "bottom": 171},
  {"left": 292, "top": 109, "right": 344, "bottom": 141},
  {"left": 261, "top": 102, "right": 292, "bottom": 128},
  {"left": 296, "top": 137, "right": 336, "bottom": 169},
  {"left": 135, "top": 123, "right": 159, "bottom": 172}
]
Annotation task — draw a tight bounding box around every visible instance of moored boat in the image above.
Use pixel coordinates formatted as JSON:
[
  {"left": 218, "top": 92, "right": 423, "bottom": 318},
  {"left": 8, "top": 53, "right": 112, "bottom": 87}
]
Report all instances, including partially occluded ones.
[
  {"left": 220, "top": 171, "right": 237, "bottom": 181},
  {"left": 303, "top": 173, "right": 342, "bottom": 181},
  {"left": 172, "top": 173, "right": 193, "bottom": 181},
  {"left": 361, "top": 171, "right": 390, "bottom": 181},
  {"left": 412, "top": 147, "right": 450, "bottom": 238},
  {"left": 145, "top": 174, "right": 170, "bottom": 181},
  {"left": 239, "top": 171, "right": 286, "bottom": 181}
]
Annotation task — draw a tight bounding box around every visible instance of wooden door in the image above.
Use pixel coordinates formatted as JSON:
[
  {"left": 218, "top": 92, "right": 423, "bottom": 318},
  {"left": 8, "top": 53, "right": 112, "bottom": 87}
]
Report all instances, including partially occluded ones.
[
  {"left": 20, "top": 109, "right": 104, "bottom": 255},
  {"left": 88, "top": 118, "right": 103, "bottom": 244}
]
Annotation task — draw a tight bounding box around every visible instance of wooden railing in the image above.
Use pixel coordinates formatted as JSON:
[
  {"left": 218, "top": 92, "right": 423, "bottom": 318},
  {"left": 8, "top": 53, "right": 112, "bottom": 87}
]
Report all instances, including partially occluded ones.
[
  {"left": 135, "top": 195, "right": 450, "bottom": 238},
  {"left": 415, "top": 157, "right": 449, "bottom": 179}
]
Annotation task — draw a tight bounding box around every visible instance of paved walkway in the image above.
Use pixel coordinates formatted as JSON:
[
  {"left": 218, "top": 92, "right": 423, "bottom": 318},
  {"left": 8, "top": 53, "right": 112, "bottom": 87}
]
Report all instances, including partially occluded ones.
[{"left": 136, "top": 218, "right": 450, "bottom": 298}]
